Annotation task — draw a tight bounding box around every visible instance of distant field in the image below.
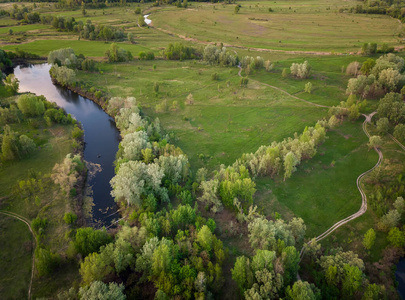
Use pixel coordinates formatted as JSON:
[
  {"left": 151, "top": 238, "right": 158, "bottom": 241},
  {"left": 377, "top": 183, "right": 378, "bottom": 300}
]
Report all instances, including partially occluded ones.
[
  {"left": 150, "top": 0, "right": 403, "bottom": 52},
  {"left": 2, "top": 39, "right": 155, "bottom": 57}
]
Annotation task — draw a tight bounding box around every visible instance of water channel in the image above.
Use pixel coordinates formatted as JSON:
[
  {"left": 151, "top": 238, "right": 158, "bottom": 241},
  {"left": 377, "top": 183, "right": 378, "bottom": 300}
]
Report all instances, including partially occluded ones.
[{"left": 14, "top": 63, "right": 120, "bottom": 226}]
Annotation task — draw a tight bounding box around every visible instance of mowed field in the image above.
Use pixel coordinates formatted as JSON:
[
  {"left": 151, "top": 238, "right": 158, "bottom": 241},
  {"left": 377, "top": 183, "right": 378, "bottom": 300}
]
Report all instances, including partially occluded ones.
[{"left": 149, "top": 0, "right": 403, "bottom": 52}]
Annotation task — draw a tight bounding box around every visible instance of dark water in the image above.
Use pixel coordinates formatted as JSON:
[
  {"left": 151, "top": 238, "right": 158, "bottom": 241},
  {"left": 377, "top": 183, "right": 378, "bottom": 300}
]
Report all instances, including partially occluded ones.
[
  {"left": 397, "top": 258, "right": 405, "bottom": 299},
  {"left": 14, "top": 63, "right": 120, "bottom": 226}
]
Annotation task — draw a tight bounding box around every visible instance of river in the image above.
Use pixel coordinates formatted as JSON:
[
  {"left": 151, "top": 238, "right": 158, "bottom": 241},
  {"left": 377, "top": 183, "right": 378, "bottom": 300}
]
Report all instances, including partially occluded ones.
[
  {"left": 13, "top": 63, "right": 120, "bottom": 226},
  {"left": 397, "top": 258, "right": 405, "bottom": 299}
]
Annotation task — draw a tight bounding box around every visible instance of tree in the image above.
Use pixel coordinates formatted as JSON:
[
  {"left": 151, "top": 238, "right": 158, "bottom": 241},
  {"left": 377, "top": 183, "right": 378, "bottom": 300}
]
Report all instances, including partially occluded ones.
[
  {"left": 49, "top": 65, "right": 76, "bottom": 87},
  {"left": 3, "top": 74, "right": 19, "bottom": 94},
  {"left": 17, "top": 94, "right": 45, "bottom": 116},
  {"left": 387, "top": 227, "right": 405, "bottom": 248},
  {"left": 342, "top": 264, "right": 363, "bottom": 297},
  {"left": 378, "top": 68, "right": 401, "bottom": 91},
  {"left": 360, "top": 58, "right": 375, "bottom": 75},
  {"left": 74, "top": 227, "right": 112, "bottom": 256},
  {"left": 35, "top": 247, "right": 60, "bottom": 277},
  {"left": 346, "top": 61, "right": 361, "bottom": 76},
  {"left": 377, "top": 209, "right": 400, "bottom": 231},
  {"left": 282, "top": 68, "right": 288, "bottom": 78},
  {"left": 284, "top": 151, "right": 299, "bottom": 181},
  {"left": 234, "top": 5, "right": 240, "bottom": 13},
  {"left": 290, "top": 61, "right": 311, "bottom": 79},
  {"left": 376, "top": 117, "right": 389, "bottom": 134},
  {"left": 285, "top": 280, "right": 321, "bottom": 300},
  {"left": 394, "top": 124, "right": 405, "bottom": 142},
  {"left": 362, "top": 228, "right": 376, "bottom": 250},
  {"left": 80, "top": 251, "right": 114, "bottom": 285},
  {"left": 197, "top": 225, "right": 214, "bottom": 252},
  {"left": 138, "top": 15, "right": 146, "bottom": 27},
  {"left": 368, "top": 135, "right": 382, "bottom": 149},
  {"left": 394, "top": 197, "right": 405, "bottom": 215},
  {"left": 231, "top": 256, "right": 254, "bottom": 292},
  {"left": 304, "top": 82, "right": 312, "bottom": 94},
  {"left": 79, "top": 281, "right": 126, "bottom": 300}
]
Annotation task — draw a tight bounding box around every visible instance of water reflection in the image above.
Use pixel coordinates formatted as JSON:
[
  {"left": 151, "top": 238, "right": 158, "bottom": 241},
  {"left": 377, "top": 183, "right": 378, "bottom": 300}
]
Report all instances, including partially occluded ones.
[{"left": 14, "top": 63, "right": 120, "bottom": 226}]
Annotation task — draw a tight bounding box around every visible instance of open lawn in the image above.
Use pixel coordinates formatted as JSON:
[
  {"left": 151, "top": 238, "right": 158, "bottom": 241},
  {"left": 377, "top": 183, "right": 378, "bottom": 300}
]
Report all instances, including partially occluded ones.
[{"left": 149, "top": 0, "right": 403, "bottom": 52}]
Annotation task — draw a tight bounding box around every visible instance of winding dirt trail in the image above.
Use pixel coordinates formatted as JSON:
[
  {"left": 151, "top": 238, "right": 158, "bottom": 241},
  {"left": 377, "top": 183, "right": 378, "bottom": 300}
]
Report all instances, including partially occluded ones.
[
  {"left": 299, "top": 113, "right": 383, "bottom": 260},
  {"left": 0, "top": 210, "right": 36, "bottom": 300},
  {"left": 234, "top": 68, "right": 387, "bottom": 260}
]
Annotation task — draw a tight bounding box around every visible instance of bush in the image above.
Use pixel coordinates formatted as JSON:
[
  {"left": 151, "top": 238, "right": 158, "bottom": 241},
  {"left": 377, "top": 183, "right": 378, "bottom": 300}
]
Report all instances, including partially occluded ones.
[
  {"left": 74, "top": 227, "right": 112, "bottom": 256},
  {"left": 72, "top": 125, "right": 84, "bottom": 139},
  {"left": 64, "top": 212, "right": 78, "bottom": 225}
]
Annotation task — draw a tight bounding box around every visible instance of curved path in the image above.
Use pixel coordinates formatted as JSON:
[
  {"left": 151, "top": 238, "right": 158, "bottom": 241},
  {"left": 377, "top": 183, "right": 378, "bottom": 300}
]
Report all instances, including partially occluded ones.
[
  {"left": 299, "top": 113, "right": 383, "bottom": 260},
  {"left": 234, "top": 68, "right": 385, "bottom": 260},
  {"left": 0, "top": 210, "right": 36, "bottom": 300}
]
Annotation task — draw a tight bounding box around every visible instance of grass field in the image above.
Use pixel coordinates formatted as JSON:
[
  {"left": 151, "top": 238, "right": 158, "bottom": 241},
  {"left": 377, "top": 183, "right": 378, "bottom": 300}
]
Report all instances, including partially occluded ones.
[
  {"left": 149, "top": 0, "right": 403, "bottom": 52},
  {"left": 0, "top": 215, "right": 32, "bottom": 300},
  {"left": 76, "top": 59, "right": 329, "bottom": 170},
  {"left": 0, "top": 104, "right": 80, "bottom": 297},
  {"left": 255, "top": 120, "right": 378, "bottom": 237}
]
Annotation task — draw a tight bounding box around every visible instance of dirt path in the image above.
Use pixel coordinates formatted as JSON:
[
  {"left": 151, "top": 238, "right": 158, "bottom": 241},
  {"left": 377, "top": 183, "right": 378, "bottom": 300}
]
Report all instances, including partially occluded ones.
[
  {"left": 299, "top": 112, "right": 383, "bottom": 260},
  {"left": 235, "top": 67, "right": 385, "bottom": 259},
  {"left": 0, "top": 210, "right": 36, "bottom": 300}
]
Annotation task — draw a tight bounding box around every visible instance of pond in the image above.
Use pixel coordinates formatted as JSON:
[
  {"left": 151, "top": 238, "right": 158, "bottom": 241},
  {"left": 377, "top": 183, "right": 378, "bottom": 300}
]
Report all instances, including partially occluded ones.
[{"left": 14, "top": 63, "right": 120, "bottom": 226}]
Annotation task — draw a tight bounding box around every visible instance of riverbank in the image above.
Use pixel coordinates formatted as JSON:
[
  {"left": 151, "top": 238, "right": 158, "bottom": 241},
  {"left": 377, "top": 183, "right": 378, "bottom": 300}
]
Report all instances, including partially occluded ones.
[{"left": 15, "top": 63, "right": 121, "bottom": 225}]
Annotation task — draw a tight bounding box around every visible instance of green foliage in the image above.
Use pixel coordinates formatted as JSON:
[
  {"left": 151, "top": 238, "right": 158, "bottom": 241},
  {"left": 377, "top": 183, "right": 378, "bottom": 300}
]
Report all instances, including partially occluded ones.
[
  {"left": 290, "top": 61, "right": 311, "bottom": 79},
  {"left": 79, "top": 281, "right": 126, "bottom": 300},
  {"left": 139, "top": 51, "right": 155, "bottom": 60},
  {"left": 79, "top": 250, "right": 114, "bottom": 285},
  {"left": 49, "top": 65, "right": 76, "bottom": 87},
  {"left": 105, "top": 43, "right": 133, "bottom": 63},
  {"left": 394, "top": 124, "right": 405, "bottom": 142},
  {"left": 163, "top": 43, "right": 197, "bottom": 60},
  {"left": 63, "top": 212, "right": 77, "bottom": 225},
  {"left": 35, "top": 247, "right": 60, "bottom": 277},
  {"left": 304, "top": 82, "right": 313, "bottom": 94},
  {"left": 240, "top": 77, "right": 249, "bottom": 87},
  {"left": 285, "top": 280, "right": 321, "bottom": 300},
  {"left": 362, "top": 228, "right": 376, "bottom": 250},
  {"left": 3, "top": 74, "right": 19, "bottom": 94},
  {"left": 387, "top": 227, "right": 405, "bottom": 248},
  {"left": 17, "top": 94, "right": 45, "bottom": 117},
  {"left": 32, "top": 217, "right": 48, "bottom": 236},
  {"left": 72, "top": 125, "right": 84, "bottom": 139},
  {"left": 74, "top": 227, "right": 112, "bottom": 256}
]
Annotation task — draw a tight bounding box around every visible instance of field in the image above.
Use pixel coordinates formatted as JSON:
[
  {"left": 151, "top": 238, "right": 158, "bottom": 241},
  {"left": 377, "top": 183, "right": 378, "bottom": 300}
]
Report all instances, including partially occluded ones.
[
  {"left": 0, "top": 0, "right": 405, "bottom": 297},
  {"left": 149, "top": 0, "right": 404, "bottom": 52}
]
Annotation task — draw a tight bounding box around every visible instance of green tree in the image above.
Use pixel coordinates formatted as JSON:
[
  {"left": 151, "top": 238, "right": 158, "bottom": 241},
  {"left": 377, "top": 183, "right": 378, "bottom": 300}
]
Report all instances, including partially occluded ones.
[
  {"left": 234, "top": 5, "right": 240, "bottom": 13},
  {"left": 394, "top": 124, "right": 405, "bottom": 142},
  {"left": 231, "top": 256, "right": 254, "bottom": 292},
  {"left": 74, "top": 227, "right": 112, "bottom": 256},
  {"left": 342, "top": 264, "right": 363, "bottom": 297},
  {"left": 79, "top": 281, "right": 126, "bottom": 300},
  {"left": 304, "top": 82, "right": 312, "bottom": 94},
  {"left": 368, "top": 135, "right": 382, "bottom": 149},
  {"left": 387, "top": 227, "right": 405, "bottom": 248},
  {"left": 362, "top": 228, "right": 376, "bottom": 250},
  {"left": 284, "top": 151, "right": 299, "bottom": 181},
  {"left": 285, "top": 280, "right": 321, "bottom": 300},
  {"left": 35, "top": 247, "right": 60, "bottom": 277},
  {"left": 360, "top": 58, "right": 375, "bottom": 75},
  {"left": 80, "top": 250, "right": 114, "bottom": 285},
  {"left": 376, "top": 118, "right": 389, "bottom": 134}
]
